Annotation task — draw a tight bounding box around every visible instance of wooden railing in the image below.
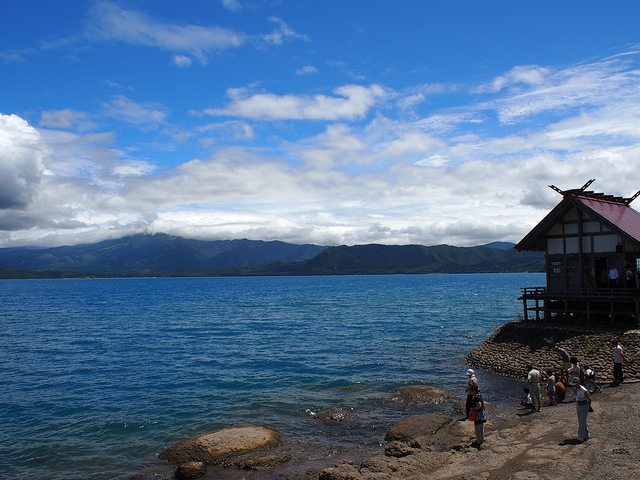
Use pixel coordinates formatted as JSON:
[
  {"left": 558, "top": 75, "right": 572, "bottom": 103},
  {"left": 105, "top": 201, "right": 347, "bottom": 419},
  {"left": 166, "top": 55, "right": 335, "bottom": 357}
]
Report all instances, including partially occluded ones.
[{"left": 519, "top": 286, "right": 640, "bottom": 323}]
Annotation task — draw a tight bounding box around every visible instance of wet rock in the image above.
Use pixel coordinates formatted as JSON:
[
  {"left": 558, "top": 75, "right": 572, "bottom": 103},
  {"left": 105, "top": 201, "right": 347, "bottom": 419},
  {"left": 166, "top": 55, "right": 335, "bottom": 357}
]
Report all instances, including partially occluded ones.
[
  {"left": 384, "top": 414, "right": 451, "bottom": 442},
  {"left": 391, "top": 385, "right": 453, "bottom": 405},
  {"left": 175, "top": 461, "right": 206, "bottom": 480},
  {"left": 385, "top": 440, "right": 418, "bottom": 457},
  {"left": 314, "top": 408, "right": 355, "bottom": 422},
  {"left": 237, "top": 453, "right": 291, "bottom": 470},
  {"left": 159, "top": 424, "right": 280, "bottom": 466},
  {"left": 320, "top": 450, "right": 449, "bottom": 480}
]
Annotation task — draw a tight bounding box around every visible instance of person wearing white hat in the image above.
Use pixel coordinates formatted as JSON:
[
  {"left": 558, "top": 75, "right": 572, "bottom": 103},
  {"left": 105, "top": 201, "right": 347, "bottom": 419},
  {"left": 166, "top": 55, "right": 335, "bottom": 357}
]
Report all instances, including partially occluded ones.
[{"left": 465, "top": 369, "right": 478, "bottom": 419}]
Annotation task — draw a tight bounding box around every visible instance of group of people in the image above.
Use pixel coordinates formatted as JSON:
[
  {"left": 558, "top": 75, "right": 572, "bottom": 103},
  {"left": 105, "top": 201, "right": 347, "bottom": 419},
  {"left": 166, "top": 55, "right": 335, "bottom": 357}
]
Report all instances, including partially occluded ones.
[
  {"left": 469, "top": 339, "right": 628, "bottom": 445},
  {"left": 602, "top": 263, "right": 639, "bottom": 289},
  {"left": 518, "top": 366, "right": 558, "bottom": 410}
]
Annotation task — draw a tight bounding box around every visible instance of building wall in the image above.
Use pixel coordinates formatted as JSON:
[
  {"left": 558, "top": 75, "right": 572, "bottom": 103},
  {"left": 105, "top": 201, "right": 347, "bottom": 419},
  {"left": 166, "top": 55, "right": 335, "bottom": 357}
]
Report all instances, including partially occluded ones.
[{"left": 545, "top": 206, "right": 625, "bottom": 293}]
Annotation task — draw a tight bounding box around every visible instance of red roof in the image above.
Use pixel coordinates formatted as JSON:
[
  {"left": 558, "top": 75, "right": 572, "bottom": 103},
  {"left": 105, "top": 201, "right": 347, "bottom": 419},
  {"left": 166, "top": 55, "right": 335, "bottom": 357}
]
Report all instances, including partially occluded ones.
[{"left": 576, "top": 194, "right": 640, "bottom": 243}]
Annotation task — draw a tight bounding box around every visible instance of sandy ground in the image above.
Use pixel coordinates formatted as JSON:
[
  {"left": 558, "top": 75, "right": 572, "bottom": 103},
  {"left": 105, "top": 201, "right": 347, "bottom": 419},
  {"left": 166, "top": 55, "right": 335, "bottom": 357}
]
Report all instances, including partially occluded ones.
[{"left": 413, "top": 380, "right": 640, "bottom": 480}]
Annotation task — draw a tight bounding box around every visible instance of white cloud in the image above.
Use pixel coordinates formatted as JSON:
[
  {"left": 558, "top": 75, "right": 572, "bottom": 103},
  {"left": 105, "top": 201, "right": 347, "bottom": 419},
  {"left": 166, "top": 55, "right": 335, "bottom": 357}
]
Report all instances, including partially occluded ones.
[
  {"left": 0, "top": 114, "right": 46, "bottom": 210},
  {"left": 4, "top": 49, "right": 640, "bottom": 248},
  {"left": 260, "top": 16, "right": 309, "bottom": 46},
  {"left": 103, "top": 95, "right": 167, "bottom": 127},
  {"left": 172, "top": 54, "right": 193, "bottom": 68},
  {"left": 477, "top": 56, "right": 640, "bottom": 124},
  {"left": 198, "top": 121, "right": 256, "bottom": 144},
  {"left": 85, "top": 1, "right": 245, "bottom": 63},
  {"left": 474, "top": 65, "right": 551, "bottom": 94},
  {"left": 200, "top": 84, "right": 390, "bottom": 121},
  {"left": 40, "top": 109, "right": 96, "bottom": 130},
  {"left": 220, "top": 0, "right": 242, "bottom": 12},
  {"left": 296, "top": 65, "right": 318, "bottom": 75}
]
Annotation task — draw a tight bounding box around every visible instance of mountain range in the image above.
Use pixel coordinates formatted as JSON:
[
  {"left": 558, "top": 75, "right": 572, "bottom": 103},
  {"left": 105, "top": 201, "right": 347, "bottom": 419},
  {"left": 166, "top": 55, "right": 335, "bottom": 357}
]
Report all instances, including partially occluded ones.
[{"left": 0, "top": 234, "right": 543, "bottom": 278}]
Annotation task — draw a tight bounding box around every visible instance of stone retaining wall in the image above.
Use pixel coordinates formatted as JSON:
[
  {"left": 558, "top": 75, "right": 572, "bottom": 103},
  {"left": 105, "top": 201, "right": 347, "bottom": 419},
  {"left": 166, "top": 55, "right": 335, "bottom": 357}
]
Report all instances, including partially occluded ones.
[{"left": 466, "top": 320, "right": 640, "bottom": 383}]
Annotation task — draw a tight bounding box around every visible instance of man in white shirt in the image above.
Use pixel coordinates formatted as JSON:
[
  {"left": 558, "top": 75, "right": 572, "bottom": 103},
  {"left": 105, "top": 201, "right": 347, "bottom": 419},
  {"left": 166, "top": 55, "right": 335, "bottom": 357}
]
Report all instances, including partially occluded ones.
[
  {"left": 613, "top": 340, "right": 626, "bottom": 383},
  {"left": 608, "top": 264, "right": 619, "bottom": 288},
  {"left": 527, "top": 365, "right": 542, "bottom": 412}
]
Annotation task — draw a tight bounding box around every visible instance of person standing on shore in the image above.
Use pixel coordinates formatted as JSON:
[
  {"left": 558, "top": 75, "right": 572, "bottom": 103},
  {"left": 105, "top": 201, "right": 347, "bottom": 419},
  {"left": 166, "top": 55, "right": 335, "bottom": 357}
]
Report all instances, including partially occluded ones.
[
  {"left": 554, "top": 346, "right": 571, "bottom": 384},
  {"left": 527, "top": 365, "right": 542, "bottom": 412},
  {"left": 465, "top": 369, "right": 478, "bottom": 419},
  {"left": 568, "top": 357, "right": 582, "bottom": 385},
  {"left": 467, "top": 384, "right": 486, "bottom": 446},
  {"left": 572, "top": 377, "right": 592, "bottom": 442},
  {"left": 546, "top": 369, "right": 556, "bottom": 406},
  {"left": 613, "top": 340, "right": 627, "bottom": 384}
]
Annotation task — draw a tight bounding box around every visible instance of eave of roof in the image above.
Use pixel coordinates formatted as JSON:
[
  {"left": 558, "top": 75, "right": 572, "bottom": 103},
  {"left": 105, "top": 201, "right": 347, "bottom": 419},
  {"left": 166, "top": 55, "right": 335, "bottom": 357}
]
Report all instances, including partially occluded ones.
[{"left": 576, "top": 195, "right": 640, "bottom": 243}]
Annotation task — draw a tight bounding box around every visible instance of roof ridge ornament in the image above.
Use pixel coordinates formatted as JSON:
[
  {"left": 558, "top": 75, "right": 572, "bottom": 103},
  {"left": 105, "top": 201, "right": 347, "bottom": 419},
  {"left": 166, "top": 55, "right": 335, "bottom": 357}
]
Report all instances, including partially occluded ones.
[
  {"left": 625, "top": 190, "right": 640, "bottom": 205},
  {"left": 548, "top": 179, "right": 640, "bottom": 205},
  {"left": 548, "top": 179, "right": 596, "bottom": 196}
]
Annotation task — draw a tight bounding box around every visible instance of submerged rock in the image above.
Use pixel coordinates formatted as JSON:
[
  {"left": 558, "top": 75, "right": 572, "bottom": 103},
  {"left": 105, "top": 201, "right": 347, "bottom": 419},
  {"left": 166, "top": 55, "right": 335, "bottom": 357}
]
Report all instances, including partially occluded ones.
[
  {"left": 391, "top": 385, "right": 453, "bottom": 405},
  {"left": 159, "top": 424, "right": 281, "bottom": 466},
  {"left": 314, "top": 408, "right": 356, "bottom": 422}
]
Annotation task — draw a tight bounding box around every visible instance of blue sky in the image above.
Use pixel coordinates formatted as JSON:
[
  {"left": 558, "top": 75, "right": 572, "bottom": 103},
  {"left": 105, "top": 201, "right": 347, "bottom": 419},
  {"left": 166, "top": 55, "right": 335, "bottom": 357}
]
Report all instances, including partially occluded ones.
[{"left": 2, "top": 1, "right": 640, "bottom": 248}]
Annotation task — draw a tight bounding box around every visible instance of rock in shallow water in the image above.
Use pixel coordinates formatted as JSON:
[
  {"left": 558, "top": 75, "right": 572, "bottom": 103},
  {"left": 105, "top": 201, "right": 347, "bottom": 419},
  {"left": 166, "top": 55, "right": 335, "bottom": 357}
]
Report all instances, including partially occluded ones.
[
  {"left": 391, "top": 385, "right": 453, "bottom": 405},
  {"left": 159, "top": 424, "right": 281, "bottom": 466},
  {"left": 314, "top": 408, "right": 356, "bottom": 422}
]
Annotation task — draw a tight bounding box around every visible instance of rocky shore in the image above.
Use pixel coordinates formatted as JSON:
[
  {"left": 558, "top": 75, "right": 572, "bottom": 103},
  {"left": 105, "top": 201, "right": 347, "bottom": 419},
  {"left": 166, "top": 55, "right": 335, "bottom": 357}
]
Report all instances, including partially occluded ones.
[
  {"left": 151, "top": 320, "right": 640, "bottom": 480},
  {"left": 466, "top": 320, "right": 640, "bottom": 382}
]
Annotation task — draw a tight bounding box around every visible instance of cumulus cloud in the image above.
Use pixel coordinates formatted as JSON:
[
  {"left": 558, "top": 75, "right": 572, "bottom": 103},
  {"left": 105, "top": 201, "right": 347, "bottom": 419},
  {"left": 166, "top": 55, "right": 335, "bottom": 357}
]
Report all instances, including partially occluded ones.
[
  {"left": 0, "top": 114, "right": 46, "bottom": 210},
  {"left": 3, "top": 49, "right": 640, "bottom": 248},
  {"left": 199, "top": 84, "right": 390, "bottom": 121}
]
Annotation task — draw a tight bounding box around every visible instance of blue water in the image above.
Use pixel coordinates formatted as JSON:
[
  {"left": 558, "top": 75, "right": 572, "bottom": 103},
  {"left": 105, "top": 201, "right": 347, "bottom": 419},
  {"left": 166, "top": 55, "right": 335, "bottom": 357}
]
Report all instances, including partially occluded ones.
[{"left": 0, "top": 273, "right": 544, "bottom": 479}]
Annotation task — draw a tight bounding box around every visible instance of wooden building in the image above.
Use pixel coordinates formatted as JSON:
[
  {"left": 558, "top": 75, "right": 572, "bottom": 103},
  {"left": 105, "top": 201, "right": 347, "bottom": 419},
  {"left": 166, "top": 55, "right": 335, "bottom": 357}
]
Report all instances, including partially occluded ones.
[{"left": 515, "top": 180, "right": 640, "bottom": 324}]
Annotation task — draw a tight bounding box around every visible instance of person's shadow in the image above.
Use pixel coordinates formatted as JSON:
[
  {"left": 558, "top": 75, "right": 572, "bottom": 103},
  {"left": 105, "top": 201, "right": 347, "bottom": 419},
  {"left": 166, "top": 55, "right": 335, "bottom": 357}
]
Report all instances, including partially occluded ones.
[
  {"left": 559, "top": 438, "right": 584, "bottom": 445},
  {"left": 517, "top": 409, "right": 536, "bottom": 417}
]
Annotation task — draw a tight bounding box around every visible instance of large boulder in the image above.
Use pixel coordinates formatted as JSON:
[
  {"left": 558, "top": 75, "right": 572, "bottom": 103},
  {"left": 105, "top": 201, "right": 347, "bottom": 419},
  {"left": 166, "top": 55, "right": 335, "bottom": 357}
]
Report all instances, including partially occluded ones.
[
  {"left": 391, "top": 385, "right": 452, "bottom": 405},
  {"left": 384, "top": 414, "right": 452, "bottom": 442},
  {"left": 159, "top": 424, "right": 281, "bottom": 466}
]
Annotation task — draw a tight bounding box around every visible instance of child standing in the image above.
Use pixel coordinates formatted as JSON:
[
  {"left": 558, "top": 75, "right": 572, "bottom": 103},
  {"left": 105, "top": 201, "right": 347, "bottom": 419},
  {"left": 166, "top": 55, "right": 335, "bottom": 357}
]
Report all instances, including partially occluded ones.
[{"left": 546, "top": 369, "right": 556, "bottom": 405}]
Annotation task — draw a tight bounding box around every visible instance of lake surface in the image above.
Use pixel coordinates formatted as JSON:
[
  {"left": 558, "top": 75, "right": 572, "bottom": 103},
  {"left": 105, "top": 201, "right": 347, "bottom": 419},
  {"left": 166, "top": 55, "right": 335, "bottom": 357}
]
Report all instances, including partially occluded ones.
[{"left": 0, "top": 273, "right": 544, "bottom": 479}]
